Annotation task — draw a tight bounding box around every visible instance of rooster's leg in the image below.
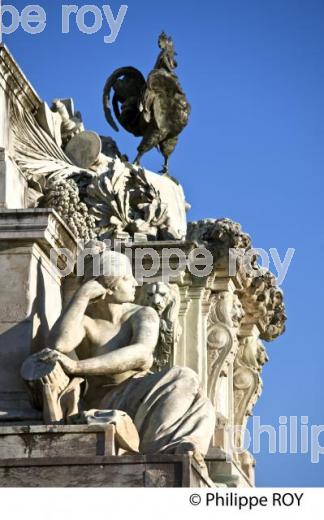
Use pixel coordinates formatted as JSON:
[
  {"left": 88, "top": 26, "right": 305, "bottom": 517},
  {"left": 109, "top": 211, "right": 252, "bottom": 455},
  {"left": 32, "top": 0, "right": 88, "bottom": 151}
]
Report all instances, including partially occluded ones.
[
  {"left": 159, "top": 137, "right": 178, "bottom": 175},
  {"left": 160, "top": 156, "right": 169, "bottom": 175},
  {"left": 134, "top": 152, "right": 143, "bottom": 166},
  {"left": 134, "top": 129, "right": 166, "bottom": 168}
]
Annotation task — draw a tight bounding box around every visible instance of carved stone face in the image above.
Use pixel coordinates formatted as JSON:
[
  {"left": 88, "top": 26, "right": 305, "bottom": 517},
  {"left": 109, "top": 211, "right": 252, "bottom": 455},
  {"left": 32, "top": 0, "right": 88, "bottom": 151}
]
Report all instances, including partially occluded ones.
[
  {"left": 272, "top": 289, "right": 283, "bottom": 308},
  {"left": 102, "top": 274, "right": 138, "bottom": 304},
  {"left": 144, "top": 282, "right": 170, "bottom": 314}
]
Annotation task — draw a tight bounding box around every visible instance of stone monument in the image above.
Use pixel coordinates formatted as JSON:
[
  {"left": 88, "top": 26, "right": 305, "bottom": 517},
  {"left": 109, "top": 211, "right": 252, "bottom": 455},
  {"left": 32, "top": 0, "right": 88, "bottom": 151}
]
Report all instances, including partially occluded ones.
[{"left": 0, "top": 37, "right": 286, "bottom": 487}]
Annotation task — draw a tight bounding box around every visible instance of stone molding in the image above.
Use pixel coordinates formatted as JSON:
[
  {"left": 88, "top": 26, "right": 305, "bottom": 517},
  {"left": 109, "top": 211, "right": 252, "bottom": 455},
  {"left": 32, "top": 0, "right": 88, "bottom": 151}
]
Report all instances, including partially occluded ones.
[{"left": 0, "top": 208, "right": 79, "bottom": 269}]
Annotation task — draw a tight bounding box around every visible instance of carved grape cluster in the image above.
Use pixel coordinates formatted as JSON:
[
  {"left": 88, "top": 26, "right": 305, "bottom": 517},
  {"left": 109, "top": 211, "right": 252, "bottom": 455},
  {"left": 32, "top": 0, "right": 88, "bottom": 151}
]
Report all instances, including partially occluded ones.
[{"left": 43, "top": 179, "right": 97, "bottom": 241}]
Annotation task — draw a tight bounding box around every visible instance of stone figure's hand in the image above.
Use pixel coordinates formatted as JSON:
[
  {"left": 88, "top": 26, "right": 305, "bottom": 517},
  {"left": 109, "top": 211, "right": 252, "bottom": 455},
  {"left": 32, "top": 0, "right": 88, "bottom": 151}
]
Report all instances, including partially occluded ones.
[
  {"left": 78, "top": 280, "right": 107, "bottom": 303},
  {"left": 39, "top": 350, "right": 78, "bottom": 375}
]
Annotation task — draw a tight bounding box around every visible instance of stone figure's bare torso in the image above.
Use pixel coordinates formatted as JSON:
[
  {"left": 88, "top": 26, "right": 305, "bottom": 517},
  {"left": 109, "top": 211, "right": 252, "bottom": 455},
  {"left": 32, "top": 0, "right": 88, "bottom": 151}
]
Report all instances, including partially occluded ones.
[{"left": 77, "top": 303, "right": 154, "bottom": 402}]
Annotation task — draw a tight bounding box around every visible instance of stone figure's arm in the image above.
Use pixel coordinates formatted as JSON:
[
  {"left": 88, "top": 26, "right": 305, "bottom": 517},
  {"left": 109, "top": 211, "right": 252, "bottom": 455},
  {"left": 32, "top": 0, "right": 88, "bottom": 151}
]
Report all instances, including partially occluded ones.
[
  {"left": 48, "top": 281, "right": 106, "bottom": 353},
  {"left": 46, "top": 307, "right": 159, "bottom": 376},
  {"left": 74, "top": 307, "right": 159, "bottom": 375}
]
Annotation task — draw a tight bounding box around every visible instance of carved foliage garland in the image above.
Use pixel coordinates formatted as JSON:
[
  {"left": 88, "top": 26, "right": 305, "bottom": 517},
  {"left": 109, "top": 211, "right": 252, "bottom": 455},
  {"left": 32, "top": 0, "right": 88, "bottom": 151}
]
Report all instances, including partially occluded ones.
[
  {"left": 240, "top": 270, "right": 287, "bottom": 341},
  {"left": 187, "top": 218, "right": 252, "bottom": 250}
]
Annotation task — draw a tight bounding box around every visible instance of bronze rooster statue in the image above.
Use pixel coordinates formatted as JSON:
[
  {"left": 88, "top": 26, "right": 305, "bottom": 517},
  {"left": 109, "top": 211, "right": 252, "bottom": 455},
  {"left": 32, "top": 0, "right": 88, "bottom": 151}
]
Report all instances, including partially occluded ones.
[{"left": 103, "top": 32, "right": 191, "bottom": 174}]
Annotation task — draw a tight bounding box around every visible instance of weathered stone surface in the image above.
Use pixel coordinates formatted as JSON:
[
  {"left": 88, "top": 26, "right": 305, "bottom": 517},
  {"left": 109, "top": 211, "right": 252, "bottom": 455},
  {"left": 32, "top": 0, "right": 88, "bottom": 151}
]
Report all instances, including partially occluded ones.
[
  {"left": 0, "top": 149, "right": 27, "bottom": 209},
  {"left": 0, "top": 209, "right": 79, "bottom": 421},
  {"left": 0, "top": 425, "right": 116, "bottom": 458},
  {"left": 0, "top": 453, "right": 213, "bottom": 487}
]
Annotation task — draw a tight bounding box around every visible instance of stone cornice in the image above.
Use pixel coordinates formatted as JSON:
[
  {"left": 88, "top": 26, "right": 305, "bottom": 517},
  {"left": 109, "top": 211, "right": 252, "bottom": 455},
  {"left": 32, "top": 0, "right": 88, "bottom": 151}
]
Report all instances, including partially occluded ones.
[
  {"left": 0, "top": 208, "right": 80, "bottom": 269},
  {"left": 0, "top": 44, "right": 41, "bottom": 113}
]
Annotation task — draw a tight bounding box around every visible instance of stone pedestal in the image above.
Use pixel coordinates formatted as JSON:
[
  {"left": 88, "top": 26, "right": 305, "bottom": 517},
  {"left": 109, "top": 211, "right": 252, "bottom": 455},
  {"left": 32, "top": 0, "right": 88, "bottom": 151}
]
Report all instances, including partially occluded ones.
[
  {"left": 0, "top": 425, "right": 213, "bottom": 487},
  {"left": 0, "top": 209, "right": 78, "bottom": 421}
]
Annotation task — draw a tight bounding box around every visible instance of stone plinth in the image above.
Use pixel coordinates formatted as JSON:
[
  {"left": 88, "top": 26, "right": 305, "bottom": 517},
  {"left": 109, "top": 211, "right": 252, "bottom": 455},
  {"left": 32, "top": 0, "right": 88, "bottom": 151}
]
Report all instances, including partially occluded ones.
[
  {"left": 0, "top": 425, "right": 116, "bottom": 459},
  {"left": 0, "top": 209, "right": 78, "bottom": 421},
  {"left": 0, "top": 454, "right": 213, "bottom": 488},
  {"left": 0, "top": 424, "right": 214, "bottom": 487}
]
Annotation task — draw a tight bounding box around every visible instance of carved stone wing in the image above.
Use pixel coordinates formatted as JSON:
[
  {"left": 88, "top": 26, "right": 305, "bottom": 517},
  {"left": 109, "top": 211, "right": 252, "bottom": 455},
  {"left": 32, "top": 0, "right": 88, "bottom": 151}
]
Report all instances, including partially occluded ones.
[{"left": 10, "top": 100, "right": 87, "bottom": 192}]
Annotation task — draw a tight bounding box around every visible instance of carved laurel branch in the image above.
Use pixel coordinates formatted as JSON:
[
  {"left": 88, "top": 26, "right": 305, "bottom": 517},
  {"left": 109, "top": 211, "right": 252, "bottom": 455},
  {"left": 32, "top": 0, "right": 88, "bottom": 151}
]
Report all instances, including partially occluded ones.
[{"left": 85, "top": 162, "right": 170, "bottom": 239}]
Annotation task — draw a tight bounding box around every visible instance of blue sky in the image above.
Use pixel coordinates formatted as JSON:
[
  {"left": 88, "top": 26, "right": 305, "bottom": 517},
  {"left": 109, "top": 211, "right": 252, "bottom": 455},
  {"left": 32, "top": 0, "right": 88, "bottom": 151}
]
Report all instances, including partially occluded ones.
[{"left": 2, "top": 0, "right": 324, "bottom": 486}]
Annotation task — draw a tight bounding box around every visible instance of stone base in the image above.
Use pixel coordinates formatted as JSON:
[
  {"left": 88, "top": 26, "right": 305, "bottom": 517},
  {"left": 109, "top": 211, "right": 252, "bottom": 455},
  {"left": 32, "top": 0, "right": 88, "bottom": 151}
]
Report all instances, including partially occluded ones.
[
  {"left": 0, "top": 454, "right": 214, "bottom": 488},
  {"left": 0, "top": 425, "right": 214, "bottom": 487},
  {"left": 0, "top": 425, "right": 116, "bottom": 459},
  {"left": 206, "top": 449, "right": 252, "bottom": 487}
]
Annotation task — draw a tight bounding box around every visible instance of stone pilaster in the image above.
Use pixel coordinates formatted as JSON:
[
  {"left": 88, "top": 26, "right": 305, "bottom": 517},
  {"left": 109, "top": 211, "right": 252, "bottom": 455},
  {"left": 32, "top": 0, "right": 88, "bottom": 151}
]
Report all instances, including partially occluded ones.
[
  {"left": 173, "top": 284, "right": 191, "bottom": 366},
  {"left": 206, "top": 277, "right": 243, "bottom": 455},
  {"left": 180, "top": 281, "right": 211, "bottom": 392}
]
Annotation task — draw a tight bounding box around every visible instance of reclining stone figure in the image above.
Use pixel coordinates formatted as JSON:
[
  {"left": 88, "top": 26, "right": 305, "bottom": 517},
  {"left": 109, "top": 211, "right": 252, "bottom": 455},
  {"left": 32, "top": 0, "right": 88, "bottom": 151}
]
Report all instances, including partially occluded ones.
[{"left": 22, "top": 245, "right": 215, "bottom": 461}]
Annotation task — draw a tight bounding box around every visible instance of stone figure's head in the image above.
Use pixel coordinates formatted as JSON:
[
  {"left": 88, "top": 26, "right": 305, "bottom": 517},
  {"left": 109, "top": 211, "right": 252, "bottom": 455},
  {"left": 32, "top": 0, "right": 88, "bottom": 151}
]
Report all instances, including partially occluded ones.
[
  {"left": 83, "top": 241, "right": 138, "bottom": 304},
  {"left": 142, "top": 282, "right": 171, "bottom": 314},
  {"left": 140, "top": 282, "right": 181, "bottom": 339}
]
